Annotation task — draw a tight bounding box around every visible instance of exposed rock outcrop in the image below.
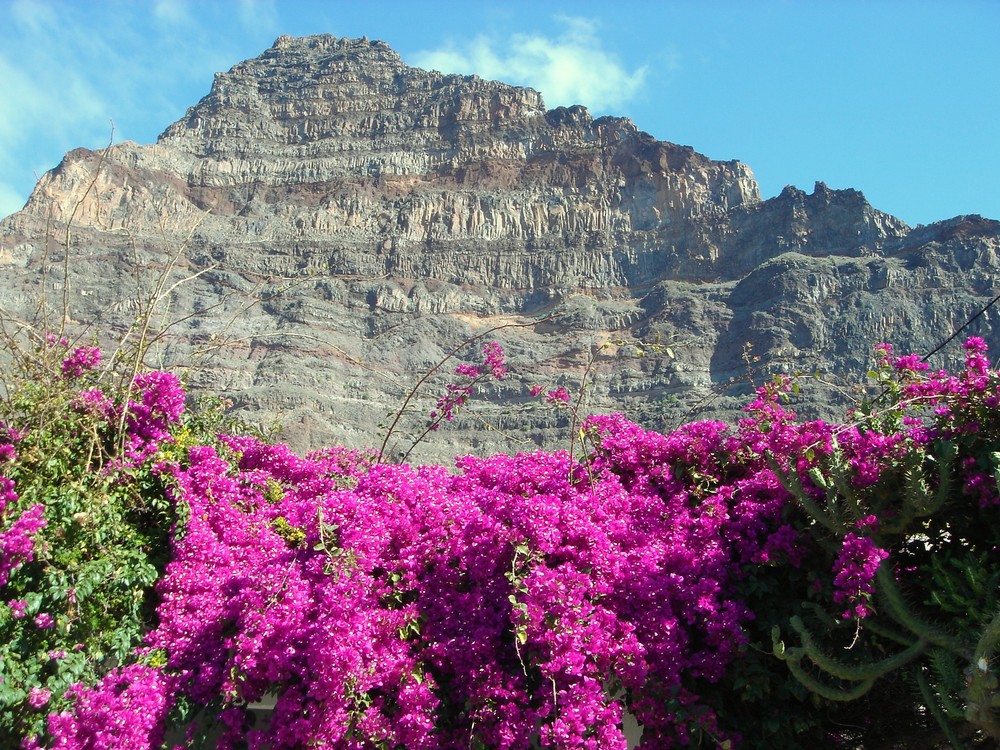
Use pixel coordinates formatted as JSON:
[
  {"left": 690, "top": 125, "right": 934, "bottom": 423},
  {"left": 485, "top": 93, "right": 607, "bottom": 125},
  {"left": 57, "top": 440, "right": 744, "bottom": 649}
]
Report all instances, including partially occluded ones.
[{"left": 1, "top": 35, "right": 997, "bottom": 461}]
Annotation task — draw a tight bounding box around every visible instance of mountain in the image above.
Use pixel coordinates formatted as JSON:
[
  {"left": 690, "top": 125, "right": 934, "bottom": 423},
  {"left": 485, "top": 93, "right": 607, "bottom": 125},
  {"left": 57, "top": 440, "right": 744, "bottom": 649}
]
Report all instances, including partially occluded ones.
[{"left": 1, "top": 34, "right": 998, "bottom": 461}]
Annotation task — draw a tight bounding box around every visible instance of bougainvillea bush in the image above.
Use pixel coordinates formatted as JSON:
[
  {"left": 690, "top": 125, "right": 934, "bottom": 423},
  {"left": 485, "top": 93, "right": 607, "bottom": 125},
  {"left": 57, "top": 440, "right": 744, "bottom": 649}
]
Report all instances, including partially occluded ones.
[
  {"left": 2, "top": 333, "right": 999, "bottom": 749},
  {"left": 0, "top": 331, "right": 245, "bottom": 747}
]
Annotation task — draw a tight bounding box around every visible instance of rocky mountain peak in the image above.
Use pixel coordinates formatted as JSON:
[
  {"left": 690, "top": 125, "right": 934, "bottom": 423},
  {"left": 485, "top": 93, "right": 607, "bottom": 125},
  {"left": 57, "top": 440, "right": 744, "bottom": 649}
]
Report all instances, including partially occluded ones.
[
  {"left": 160, "top": 34, "right": 547, "bottom": 162},
  {"left": 2, "top": 36, "right": 998, "bottom": 460}
]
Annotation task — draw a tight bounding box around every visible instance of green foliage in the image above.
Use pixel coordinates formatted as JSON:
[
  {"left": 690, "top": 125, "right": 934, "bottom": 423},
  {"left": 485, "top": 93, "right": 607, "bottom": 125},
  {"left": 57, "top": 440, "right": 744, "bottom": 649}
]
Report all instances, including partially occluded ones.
[
  {"left": 271, "top": 515, "right": 306, "bottom": 549},
  {"left": 0, "top": 331, "right": 246, "bottom": 745},
  {"left": 3, "top": 316, "right": 1000, "bottom": 748},
  {"left": 759, "top": 347, "right": 1000, "bottom": 748}
]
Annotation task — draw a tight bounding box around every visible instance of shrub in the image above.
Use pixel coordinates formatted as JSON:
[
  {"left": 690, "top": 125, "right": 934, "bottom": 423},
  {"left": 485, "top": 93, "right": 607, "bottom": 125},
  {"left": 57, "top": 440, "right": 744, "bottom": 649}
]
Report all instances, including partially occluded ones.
[
  {"left": 0, "top": 330, "right": 244, "bottom": 747},
  {"left": 758, "top": 339, "right": 1000, "bottom": 748},
  {"left": 4, "top": 333, "right": 999, "bottom": 749}
]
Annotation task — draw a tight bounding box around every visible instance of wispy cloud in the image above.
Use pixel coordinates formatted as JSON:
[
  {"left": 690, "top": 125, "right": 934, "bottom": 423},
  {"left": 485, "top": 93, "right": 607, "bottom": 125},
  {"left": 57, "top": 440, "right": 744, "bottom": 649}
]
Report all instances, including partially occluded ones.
[
  {"left": 10, "top": 0, "right": 58, "bottom": 33},
  {"left": 153, "top": 0, "right": 193, "bottom": 26},
  {"left": 411, "top": 15, "right": 647, "bottom": 113},
  {"left": 0, "top": 0, "right": 276, "bottom": 219},
  {"left": 0, "top": 3, "right": 117, "bottom": 217},
  {"left": 237, "top": 0, "right": 279, "bottom": 31}
]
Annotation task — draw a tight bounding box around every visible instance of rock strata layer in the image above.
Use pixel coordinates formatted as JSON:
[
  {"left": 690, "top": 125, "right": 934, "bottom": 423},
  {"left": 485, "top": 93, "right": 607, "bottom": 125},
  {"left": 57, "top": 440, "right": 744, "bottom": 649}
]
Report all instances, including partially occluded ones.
[{"left": 2, "top": 35, "right": 998, "bottom": 461}]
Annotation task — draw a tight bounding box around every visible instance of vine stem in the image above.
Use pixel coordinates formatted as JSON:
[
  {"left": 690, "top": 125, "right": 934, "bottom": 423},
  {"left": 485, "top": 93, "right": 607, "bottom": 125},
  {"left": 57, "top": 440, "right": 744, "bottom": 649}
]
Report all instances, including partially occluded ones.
[
  {"left": 397, "top": 371, "right": 490, "bottom": 465},
  {"left": 59, "top": 126, "right": 114, "bottom": 341},
  {"left": 376, "top": 313, "right": 559, "bottom": 464}
]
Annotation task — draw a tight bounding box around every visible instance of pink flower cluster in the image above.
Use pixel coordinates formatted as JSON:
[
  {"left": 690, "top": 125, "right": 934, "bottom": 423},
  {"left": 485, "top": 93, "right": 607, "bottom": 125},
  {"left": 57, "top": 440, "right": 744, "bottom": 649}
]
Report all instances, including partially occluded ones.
[
  {"left": 19, "top": 336, "right": 1000, "bottom": 748},
  {"left": 529, "top": 384, "right": 572, "bottom": 403},
  {"left": 27, "top": 687, "right": 51, "bottom": 710},
  {"left": 8, "top": 598, "right": 28, "bottom": 618},
  {"left": 35, "top": 409, "right": 805, "bottom": 748},
  {"left": 832, "top": 531, "right": 889, "bottom": 619},
  {"left": 72, "top": 389, "right": 113, "bottom": 419},
  {"left": 123, "top": 372, "right": 186, "bottom": 462},
  {"left": 26, "top": 665, "right": 172, "bottom": 750},
  {"left": 0, "top": 469, "right": 46, "bottom": 588},
  {"left": 430, "top": 382, "right": 472, "bottom": 426},
  {"left": 483, "top": 341, "right": 507, "bottom": 379},
  {"left": 60, "top": 346, "right": 101, "bottom": 380},
  {"left": 57, "top": 346, "right": 185, "bottom": 464},
  {"left": 430, "top": 342, "right": 507, "bottom": 428},
  {"left": 546, "top": 386, "right": 571, "bottom": 404},
  {"left": 0, "top": 424, "right": 22, "bottom": 466}
]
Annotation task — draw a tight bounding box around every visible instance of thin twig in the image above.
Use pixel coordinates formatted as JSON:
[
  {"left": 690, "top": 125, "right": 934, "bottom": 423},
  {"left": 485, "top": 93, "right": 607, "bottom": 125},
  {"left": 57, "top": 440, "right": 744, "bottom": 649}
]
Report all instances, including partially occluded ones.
[
  {"left": 922, "top": 291, "right": 1000, "bottom": 363},
  {"left": 376, "top": 313, "right": 560, "bottom": 463},
  {"left": 60, "top": 127, "right": 115, "bottom": 339}
]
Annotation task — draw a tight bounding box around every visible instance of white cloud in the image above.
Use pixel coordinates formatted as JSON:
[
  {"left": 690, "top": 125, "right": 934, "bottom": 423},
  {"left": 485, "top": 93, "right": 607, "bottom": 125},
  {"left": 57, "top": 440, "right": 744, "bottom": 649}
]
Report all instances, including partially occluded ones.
[
  {"left": 155, "top": 0, "right": 274, "bottom": 33},
  {"left": 412, "top": 16, "right": 647, "bottom": 113},
  {"left": 10, "top": 0, "right": 59, "bottom": 32},
  {"left": 238, "top": 0, "right": 279, "bottom": 31},
  {"left": 153, "top": 0, "right": 193, "bottom": 26},
  {"left": 0, "top": 45, "right": 111, "bottom": 194},
  {"left": 0, "top": 1, "right": 237, "bottom": 206}
]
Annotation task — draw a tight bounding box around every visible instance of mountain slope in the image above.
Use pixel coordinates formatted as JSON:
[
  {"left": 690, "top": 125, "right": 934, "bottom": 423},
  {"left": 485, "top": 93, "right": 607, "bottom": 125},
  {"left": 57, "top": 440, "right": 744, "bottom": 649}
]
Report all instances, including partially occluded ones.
[{"left": 1, "top": 34, "right": 997, "bottom": 460}]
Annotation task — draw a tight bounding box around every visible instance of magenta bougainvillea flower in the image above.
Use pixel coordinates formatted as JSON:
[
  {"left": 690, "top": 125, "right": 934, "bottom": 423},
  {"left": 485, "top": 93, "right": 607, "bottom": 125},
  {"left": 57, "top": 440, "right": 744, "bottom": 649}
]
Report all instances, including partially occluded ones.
[
  {"left": 60, "top": 346, "right": 102, "bottom": 379},
  {"left": 12, "top": 337, "right": 1000, "bottom": 748}
]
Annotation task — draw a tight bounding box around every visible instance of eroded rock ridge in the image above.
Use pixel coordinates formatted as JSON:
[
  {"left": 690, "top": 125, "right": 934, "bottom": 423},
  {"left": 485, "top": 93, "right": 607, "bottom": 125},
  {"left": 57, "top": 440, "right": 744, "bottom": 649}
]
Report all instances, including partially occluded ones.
[{"left": 2, "top": 35, "right": 998, "bottom": 460}]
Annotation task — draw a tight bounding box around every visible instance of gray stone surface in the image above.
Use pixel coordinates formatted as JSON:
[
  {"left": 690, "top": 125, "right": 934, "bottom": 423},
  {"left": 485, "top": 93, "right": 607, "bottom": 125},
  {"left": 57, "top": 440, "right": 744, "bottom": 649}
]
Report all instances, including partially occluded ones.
[{"left": 1, "top": 35, "right": 998, "bottom": 462}]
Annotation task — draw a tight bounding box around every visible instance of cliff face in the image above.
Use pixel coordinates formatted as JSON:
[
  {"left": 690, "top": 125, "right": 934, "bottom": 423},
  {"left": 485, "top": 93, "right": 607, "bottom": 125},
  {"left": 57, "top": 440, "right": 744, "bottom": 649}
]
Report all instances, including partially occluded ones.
[{"left": 2, "top": 35, "right": 998, "bottom": 460}]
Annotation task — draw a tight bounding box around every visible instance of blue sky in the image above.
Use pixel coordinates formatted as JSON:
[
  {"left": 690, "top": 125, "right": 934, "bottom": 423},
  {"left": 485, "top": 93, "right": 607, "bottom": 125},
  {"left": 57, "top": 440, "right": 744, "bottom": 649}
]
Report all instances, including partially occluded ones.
[{"left": 0, "top": 0, "right": 997, "bottom": 227}]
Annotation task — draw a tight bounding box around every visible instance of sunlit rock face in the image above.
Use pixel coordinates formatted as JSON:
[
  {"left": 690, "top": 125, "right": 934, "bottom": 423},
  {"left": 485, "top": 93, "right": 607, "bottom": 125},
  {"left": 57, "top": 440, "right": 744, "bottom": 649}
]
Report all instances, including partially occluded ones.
[{"left": 2, "top": 34, "right": 998, "bottom": 461}]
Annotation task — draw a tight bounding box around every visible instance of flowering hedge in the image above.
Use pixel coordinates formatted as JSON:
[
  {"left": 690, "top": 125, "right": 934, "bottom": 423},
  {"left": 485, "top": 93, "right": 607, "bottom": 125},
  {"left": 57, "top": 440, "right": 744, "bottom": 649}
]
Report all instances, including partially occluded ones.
[
  {"left": 0, "top": 334, "right": 232, "bottom": 747},
  {"left": 2, "top": 336, "right": 999, "bottom": 748}
]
